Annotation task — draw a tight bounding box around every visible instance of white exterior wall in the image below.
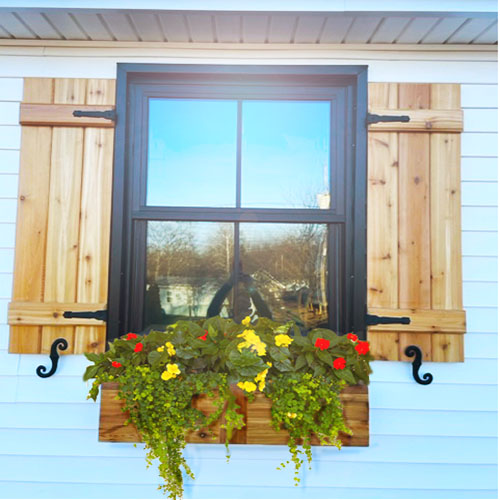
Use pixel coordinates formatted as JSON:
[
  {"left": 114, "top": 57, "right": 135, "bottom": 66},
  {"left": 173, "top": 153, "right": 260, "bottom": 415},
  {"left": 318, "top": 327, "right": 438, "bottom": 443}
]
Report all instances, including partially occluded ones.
[{"left": 0, "top": 46, "right": 497, "bottom": 499}]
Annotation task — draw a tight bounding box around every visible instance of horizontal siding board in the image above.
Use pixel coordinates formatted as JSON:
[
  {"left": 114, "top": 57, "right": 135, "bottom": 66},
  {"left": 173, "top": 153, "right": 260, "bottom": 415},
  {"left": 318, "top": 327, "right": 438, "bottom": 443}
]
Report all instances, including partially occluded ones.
[
  {"left": 0, "top": 248, "right": 14, "bottom": 272},
  {"left": 371, "top": 359, "right": 498, "bottom": 385},
  {"left": 0, "top": 402, "right": 99, "bottom": 429},
  {"left": 0, "top": 78, "right": 23, "bottom": 101},
  {"left": 465, "top": 306, "right": 498, "bottom": 332},
  {"left": 0, "top": 125, "right": 21, "bottom": 149},
  {"left": 0, "top": 429, "right": 497, "bottom": 465},
  {"left": 0, "top": 149, "right": 20, "bottom": 174},
  {"left": 0, "top": 199, "right": 17, "bottom": 222},
  {"left": 0, "top": 483, "right": 497, "bottom": 500},
  {"left": 463, "top": 282, "right": 498, "bottom": 306},
  {"left": 0, "top": 456, "right": 496, "bottom": 489},
  {"left": 0, "top": 349, "right": 18, "bottom": 374},
  {"left": 369, "top": 382, "right": 497, "bottom": 411},
  {"left": 0, "top": 223, "right": 15, "bottom": 248},
  {"left": 371, "top": 408, "right": 498, "bottom": 437},
  {"left": 462, "top": 231, "right": 498, "bottom": 256},
  {"left": 461, "top": 85, "right": 498, "bottom": 109},
  {"left": 465, "top": 334, "right": 498, "bottom": 359},
  {"left": 462, "top": 157, "right": 498, "bottom": 181},
  {"left": 461, "top": 181, "right": 497, "bottom": 206},
  {"left": 464, "top": 108, "right": 498, "bottom": 132},
  {"left": 462, "top": 132, "right": 498, "bottom": 157},
  {"left": 0, "top": 174, "right": 18, "bottom": 198},
  {"left": 0, "top": 102, "right": 19, "bottom": 125},
  {"left": 0, "top": 273, "right": 13, "bottom": 298},
  {"left": 462, "top": 207, "right": 497, "bottom": 231},
  {"left": 462, "top": 256, "right": 498, "bottom": 281}
]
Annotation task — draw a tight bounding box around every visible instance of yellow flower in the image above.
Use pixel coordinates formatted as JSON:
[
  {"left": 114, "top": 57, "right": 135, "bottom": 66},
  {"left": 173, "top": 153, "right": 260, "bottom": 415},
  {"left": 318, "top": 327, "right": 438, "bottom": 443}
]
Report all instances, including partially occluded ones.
[
  {"left": 241, "top": 316, "right": 251, "bottom": 326},
  {"left": 266, "top": 361, "right": 272, "bottom": 367},
  {"left": 275, "top": 334, "right": 293, "bottom": 348},
  {"left": 286, "top": 412, "right": 297, "bottom": 419},
  {"left": 254, "top": 368, "right": 269, "bottom": 391},
  {"left": 237, "top": 330, "right": 267, "bottom": 356},
  {"left": 165, "top": 342, "right": 176, "bottom": 356},
  {"left": 157, "top": 346, "right": 165, "bottom": 352},
  {"left": 161, "top": 363, "right": 180, "bottom": 381},
  {"left": 237, "top": 381, "right": 257, "bottom": 392}
]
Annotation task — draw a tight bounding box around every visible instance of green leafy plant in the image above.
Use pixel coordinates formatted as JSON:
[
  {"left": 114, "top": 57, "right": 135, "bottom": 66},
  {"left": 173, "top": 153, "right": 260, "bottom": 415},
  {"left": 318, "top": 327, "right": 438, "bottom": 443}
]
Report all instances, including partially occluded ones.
[{"left": 84, "top": 316, "right": 372, "bottom": 499}]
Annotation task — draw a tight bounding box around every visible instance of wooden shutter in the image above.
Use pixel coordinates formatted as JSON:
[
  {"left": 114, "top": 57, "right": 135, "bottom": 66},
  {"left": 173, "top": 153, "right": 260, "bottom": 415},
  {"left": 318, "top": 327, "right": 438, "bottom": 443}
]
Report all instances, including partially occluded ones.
[
  {"left": 367, "top": 83, "right": 466, "bottom": 362},
  {"left": 8, "top": 78, "right": 115, "bottom": 354}
]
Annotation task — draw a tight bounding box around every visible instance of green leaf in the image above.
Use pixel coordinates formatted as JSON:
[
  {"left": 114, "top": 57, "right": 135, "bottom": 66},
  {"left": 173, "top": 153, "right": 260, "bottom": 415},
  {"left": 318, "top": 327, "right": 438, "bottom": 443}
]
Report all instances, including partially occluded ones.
[
  {"left": 176, "top": 347, "right": 196, "bottom": 359},
  {"left": 84, "top": 352, "right": 101, "bottom": 363},
  {"left": 305, "top": 352, "right": 314, "bottom": 367},
  {"left": 317, "top": 350, "right": 333, "bottom": 366},
  {"left": 339, "top": 369, "right": 357, "bottom": 385},
  {"left": 292, "top": 335, "right": 309, "bottom": 347},
  {"left": 147, "top": 350, "right": 162, "bottom": 365},
  {"left": 295, "top": 354, "right": 307, "bottom": 370},
  {"left": 83, "top": 364, "right": 99, "bottom": 381}
]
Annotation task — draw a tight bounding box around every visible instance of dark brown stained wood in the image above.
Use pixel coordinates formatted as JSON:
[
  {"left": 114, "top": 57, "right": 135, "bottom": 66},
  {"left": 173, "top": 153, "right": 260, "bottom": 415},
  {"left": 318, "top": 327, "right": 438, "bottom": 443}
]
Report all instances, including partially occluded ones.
[
  {"left": 20, "top": 103, "right": 116, "bottom": 128},
  {"left": 99, "top": 383, "right": 368, "bottom": 446}
]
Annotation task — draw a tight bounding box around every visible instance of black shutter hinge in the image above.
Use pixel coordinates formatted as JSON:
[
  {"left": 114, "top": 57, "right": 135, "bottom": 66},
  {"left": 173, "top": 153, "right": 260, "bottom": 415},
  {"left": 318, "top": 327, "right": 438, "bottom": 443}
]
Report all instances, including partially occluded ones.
[
  {"left": 365, "top": 314, "right": 411, "bottom": 326},
  {"left": 63, "top": 309, "right": 108, "bottom": 322},
  {"left": 73, "top": 109, "right": 116, "bottom": 122},
  {"left": 366, "top": 113, "right": 410, "bottom": 126}
]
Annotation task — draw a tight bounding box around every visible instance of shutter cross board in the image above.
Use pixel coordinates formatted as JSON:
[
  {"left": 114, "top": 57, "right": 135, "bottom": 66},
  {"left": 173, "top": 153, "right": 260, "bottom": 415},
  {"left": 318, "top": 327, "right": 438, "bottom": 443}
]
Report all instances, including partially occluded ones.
[
  {"left": 9, "top": 77, "right": 115, "bottom": 354},
  {"left": 367, "top": 83, "right": 466, "bottom": 362}
]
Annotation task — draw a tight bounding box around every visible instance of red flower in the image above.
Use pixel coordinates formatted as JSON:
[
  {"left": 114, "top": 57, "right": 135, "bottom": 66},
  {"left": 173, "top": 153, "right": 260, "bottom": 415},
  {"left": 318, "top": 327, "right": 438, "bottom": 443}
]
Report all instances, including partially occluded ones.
[
  {"left": 314, "top": 338, "right": 330, "bottom": 351},
  {"left": 134, "top": 342, "right": 143, "bottom": 353},
  {"left": 126, "top": 333, "right": 138, "bottom": 340},
  {"left": 347, "top": 333, "right": 358, "bottom": 342},
  {"left": 198, "top": 331, "right": 208, "bottom": 341},
  {"left": 333, "top": 357, "right": 346, "bottom": 370},
  {"left": 355, "top": 341, "right": 370, "bottom": 355},
  {"left": 111, "top": 361, "right": 122, "bottom": 368}
]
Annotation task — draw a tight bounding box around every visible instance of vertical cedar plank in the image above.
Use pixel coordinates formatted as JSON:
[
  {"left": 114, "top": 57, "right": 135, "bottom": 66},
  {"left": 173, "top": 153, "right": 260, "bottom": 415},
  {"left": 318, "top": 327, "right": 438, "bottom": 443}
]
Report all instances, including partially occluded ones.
[
  {"left": 41, "top": 79, "right": 86, "bottom": 354},
  {"left": 74, "top": 80, "right": 115, "bottom": 353},
  {"left": 9, "top": 128, "right": 52, "bottom": 353},
  {"left": 367, "top": 83, "right": 400, "bottom": 360},
  {"left": 399, "top": 84, "right": 431, "bottom": 110},
  {"left": 23, "top": 78, "right": 54, "bottom": 103},
  {"left": 398, "top": 84, "right": 432, "bottom": 359},
  {"left": 430, "top": 84, "right": 464, "bottom": 361},
  {"left": 10, "top": 78, "right": 54, "bottom": 353}
]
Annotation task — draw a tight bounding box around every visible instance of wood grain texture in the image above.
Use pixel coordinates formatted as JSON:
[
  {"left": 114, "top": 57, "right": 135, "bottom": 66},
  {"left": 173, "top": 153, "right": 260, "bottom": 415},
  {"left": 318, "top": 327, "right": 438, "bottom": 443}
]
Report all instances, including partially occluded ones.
[
  {"left": 9, "top": 126, "right": 52, "bottom": 353},
  {"left": 42, "top": 123, "right": 84, "bottom": 354},
  {"left": 399, "top": 83, "right": 431, "bottom": 110},
  {"left": 20, "top": 103, "right": 116, "bottom": 128},
  {"left": 368, "top": 308, "right": 465, "bottom": 334},
  {"left": 368, "top": 83, "right": 398, "bottom": 109},
  {"left": 74, "top": 80, "right": 115, "bottom": 354},
  {"left": 368, "top": 109, "right": 463, "bottom": 132},
  {"left": 99, "top": 383, "right": 368, "bottom": 446},
  {"left": 23, "top": 78, "right": 53, "bottom": 104},
  {"left": 8, "top": 301, "right": 106, "bottom": 326},
  {"left": 398, "top": 132, "right": 431, "bottom": 310}
]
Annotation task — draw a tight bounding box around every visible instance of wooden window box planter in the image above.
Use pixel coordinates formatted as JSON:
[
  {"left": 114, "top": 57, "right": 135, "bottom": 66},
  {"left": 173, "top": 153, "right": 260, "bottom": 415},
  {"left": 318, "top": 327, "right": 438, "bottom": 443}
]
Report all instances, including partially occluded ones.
[{"left": 99, "top": 382, "right": 369, "bottom": 446}]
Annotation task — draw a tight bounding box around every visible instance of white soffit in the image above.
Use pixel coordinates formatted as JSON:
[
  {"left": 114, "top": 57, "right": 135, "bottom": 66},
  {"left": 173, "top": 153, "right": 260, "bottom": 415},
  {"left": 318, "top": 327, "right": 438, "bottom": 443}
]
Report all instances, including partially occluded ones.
[{"left": 0, "top": 2, "right": 497, "bottom": 45}]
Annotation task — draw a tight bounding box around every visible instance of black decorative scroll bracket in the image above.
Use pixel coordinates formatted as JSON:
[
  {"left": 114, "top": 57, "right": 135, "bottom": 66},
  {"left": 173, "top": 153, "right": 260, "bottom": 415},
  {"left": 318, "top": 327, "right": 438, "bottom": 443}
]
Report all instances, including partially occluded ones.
[
  {"left": 404, "top": 345, "right": 433, "bottom": 385},
  {"left": 63, "top": 309, "right": 108, "bottom": 322},
  {"left": 36, "top": 338, "right": 68, "bottom": 378}
]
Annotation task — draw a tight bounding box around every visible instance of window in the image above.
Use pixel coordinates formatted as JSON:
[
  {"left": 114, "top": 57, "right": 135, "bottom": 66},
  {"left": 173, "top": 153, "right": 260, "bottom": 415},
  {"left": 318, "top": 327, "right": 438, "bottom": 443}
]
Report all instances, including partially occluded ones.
[{"left": 108, "top": 64, "right": 368, "bottom": 342}]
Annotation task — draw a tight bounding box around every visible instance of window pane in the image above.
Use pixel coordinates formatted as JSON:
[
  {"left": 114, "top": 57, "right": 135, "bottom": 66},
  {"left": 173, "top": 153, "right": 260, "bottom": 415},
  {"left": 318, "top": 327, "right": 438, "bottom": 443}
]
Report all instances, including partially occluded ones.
[
  {"left": 241, "top": 101, "right": 330, "bottom": 209},
  {"left": 239, "top": 223, "right": 328, "bottom": 329},
  {"left": 144, "top": 221, "right": 234, "bottom": 330},
  {"left": 147, "top": 99, "right": 237, "bottom": 207}
]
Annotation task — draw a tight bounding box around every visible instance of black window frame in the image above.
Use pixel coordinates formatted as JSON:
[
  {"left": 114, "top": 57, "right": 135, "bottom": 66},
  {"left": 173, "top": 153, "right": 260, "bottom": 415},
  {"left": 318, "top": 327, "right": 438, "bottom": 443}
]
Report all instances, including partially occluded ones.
[{"left": 107, "top": 63, "right": 368, "bottom": 342}]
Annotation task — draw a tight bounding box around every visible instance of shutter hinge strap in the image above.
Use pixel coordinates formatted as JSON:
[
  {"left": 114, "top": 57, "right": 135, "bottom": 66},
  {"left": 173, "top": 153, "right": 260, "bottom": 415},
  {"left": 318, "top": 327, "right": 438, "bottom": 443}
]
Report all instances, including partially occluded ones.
[
  {"left": 366, "top": 113, "right": 410, "bottom": 126},
  {"left": 365, "top": 314, "right": 411, "bottom": 326},
  {"left": 63, "top": 309, "right": 108, "bottom": 322},
  {"left": 73, "top": 109, "right": 116, "bottom": 122}
]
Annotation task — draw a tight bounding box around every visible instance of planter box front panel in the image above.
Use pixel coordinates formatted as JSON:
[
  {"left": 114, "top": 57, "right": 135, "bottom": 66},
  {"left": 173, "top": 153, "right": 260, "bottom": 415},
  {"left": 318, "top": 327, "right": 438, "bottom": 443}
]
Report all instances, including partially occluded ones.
[{"left": 99, "top": 382, "right": 368, "bottom": 446}]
